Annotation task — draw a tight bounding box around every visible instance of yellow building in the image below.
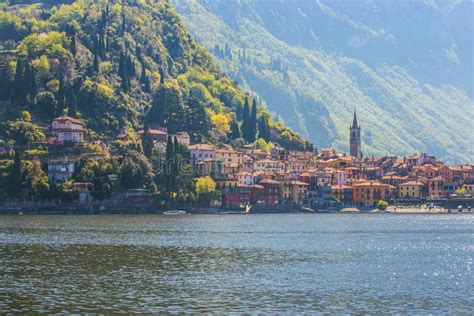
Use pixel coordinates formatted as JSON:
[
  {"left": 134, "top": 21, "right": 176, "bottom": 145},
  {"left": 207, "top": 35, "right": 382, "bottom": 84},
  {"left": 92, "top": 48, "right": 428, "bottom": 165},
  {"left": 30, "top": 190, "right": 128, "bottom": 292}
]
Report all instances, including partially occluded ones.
[
  {"left": 398, "top": 181, "right": 426, "bottom": 199},
  {"left": 216, "top": 178, "right": 239, "bottom": 190}
]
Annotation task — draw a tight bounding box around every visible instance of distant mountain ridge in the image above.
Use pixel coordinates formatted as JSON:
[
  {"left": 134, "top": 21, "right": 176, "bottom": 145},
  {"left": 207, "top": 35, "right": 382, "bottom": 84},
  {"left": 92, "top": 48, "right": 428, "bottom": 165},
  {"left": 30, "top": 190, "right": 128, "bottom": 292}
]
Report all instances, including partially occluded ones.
[{"left": 173, "top": 0, "right": 474, "bottom": 163}]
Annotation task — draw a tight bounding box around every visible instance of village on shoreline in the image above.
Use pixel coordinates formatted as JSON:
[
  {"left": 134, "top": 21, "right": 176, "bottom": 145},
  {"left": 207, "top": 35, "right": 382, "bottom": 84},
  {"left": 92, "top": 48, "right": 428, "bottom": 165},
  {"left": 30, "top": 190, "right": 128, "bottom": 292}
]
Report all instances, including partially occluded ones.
[{"left": 1, "top": 111, "right": 473, "bottom": 215}]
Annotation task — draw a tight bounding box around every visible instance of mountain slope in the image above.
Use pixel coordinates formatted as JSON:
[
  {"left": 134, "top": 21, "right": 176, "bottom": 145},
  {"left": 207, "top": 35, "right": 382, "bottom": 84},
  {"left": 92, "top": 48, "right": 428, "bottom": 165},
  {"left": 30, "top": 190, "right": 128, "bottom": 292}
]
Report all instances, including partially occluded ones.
[
  {"left": 0, "top": 0, "right": 308, "bottom": 152},
  {"left": 173, "top": 0, "right": 474, "bottom": 163}
]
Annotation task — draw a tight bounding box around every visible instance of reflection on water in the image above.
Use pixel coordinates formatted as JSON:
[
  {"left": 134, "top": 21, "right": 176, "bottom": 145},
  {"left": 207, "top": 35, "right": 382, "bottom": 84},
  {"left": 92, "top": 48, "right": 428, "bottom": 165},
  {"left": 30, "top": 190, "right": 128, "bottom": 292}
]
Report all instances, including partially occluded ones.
[{"left": 1, "top": 214, "right": 473, "bottom": 313}]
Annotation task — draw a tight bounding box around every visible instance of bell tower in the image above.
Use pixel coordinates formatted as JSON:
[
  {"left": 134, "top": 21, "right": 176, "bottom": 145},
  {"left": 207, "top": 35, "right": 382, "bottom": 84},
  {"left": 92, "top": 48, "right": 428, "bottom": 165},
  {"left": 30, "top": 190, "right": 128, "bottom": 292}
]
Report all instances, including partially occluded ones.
[{"left": 350, "top": 110, "right": 362, "bottom": 159}]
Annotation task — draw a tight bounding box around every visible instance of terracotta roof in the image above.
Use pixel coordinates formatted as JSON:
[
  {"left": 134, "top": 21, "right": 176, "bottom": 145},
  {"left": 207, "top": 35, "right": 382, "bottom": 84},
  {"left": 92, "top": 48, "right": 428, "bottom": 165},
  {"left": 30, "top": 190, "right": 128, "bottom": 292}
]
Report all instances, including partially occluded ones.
[
  {"left": 143, "top": 129, "right": 167, "bottom": 135},
  {"left": 53, "top": 115, "right": 83, "bottom": 125},
  {"left": 291, "top": 181, "right": 309, "bottom": 186},
  {"left": 189, "top": 144, "right": 215, "bottom": 150},
  {"left": 258, "top": 178, "right": 280, "bottom": 185},
  {"left": 400, "top": 181, "right": 425, "bottom": 186},
  {"left": 332, "top": 185, "right": 353, "bottom": 190},
  {"left": 351, "top": 181, "right": 388, "bottom": 187}
]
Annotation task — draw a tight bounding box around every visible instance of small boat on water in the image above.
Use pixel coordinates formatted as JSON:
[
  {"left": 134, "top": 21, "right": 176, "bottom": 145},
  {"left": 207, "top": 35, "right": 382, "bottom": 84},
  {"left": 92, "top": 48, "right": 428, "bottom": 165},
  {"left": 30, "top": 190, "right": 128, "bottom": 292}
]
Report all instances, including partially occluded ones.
[{"left": 163, "top": 210, "right": 188, "bottom": 215}]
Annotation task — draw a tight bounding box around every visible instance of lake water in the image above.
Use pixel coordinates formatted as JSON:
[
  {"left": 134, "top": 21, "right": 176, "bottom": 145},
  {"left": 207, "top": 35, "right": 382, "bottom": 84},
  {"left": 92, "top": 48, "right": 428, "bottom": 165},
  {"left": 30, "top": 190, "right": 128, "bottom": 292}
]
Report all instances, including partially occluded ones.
[{"left": 1, "top": 214, "right": 473, "bottom": 313}]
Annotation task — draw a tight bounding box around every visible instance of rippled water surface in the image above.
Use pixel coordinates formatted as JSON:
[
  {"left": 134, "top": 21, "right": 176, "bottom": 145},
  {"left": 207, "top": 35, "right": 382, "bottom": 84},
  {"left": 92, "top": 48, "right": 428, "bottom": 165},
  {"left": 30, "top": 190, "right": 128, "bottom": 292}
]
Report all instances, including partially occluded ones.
[{"left": 1, "top": 214, "right": 473, "bottom": 313}]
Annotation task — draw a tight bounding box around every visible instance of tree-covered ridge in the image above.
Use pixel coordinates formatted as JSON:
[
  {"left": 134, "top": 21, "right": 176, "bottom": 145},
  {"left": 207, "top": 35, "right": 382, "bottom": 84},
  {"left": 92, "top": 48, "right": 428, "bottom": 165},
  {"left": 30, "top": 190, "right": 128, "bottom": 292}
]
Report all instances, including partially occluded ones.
[
  {"left": 173, "top": 0, "right": 474, "bottom": 164},
  {"left": 0, "top": 0, "right": 309, "bottom": 150}
]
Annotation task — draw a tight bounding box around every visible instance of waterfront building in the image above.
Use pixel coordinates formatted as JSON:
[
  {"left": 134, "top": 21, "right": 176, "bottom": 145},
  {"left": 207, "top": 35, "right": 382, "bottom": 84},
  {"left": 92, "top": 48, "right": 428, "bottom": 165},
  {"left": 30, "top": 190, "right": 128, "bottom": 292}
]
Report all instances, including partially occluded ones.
[
  {"left": 352, "top": 181, "right": 396, "bottom": 206},
  {"left": 428, "top": 176, "right": 445, "bottom": 199},
  {"left": 280, "top": 180, "right": 309, "bottom": 205},
  {"left": 398, "top": 181, "right": 427, "bottom": 199},
  {"left": 258, "top": 178, "right": 281, "bottom": 205},
  {"left": 331, "top": 185, "right": 353, "bottom": 204}
]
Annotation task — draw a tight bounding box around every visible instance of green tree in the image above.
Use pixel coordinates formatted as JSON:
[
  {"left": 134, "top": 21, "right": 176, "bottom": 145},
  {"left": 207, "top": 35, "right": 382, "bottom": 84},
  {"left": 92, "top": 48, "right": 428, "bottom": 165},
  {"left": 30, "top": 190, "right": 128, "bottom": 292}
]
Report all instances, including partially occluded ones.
[
  {"left": 230, "top": 117, "right": 242, "bottom": 139},
  {"left": 56, "top": 75, "right": 65, "bottom": 116},
  {"left": 186, "top": 94, "right": 210, "bottom": 142},
  {"left": 242, "top": 96, "right": 250, "bottom": 141},
  {"left": 377, "top": 200, "right": 389, "bottom": 211},
  {"left": 76, "top": 157, "right": 120, "bottom": 199},
  {"left": 140, "top": 64, "right": 151, "bottom": 93},
  {"left": 258, "top": 115, "right": 271, "bottom": 142},
  {"left": 195, "top": 176, "right": 217, "bottom": 202},
  {"left": 141, "top": 122, "right": 154, "bottom": 158},
  {"left": 12, "top": 59, "right": 26, "bottom": 107},
  {"left": 120, "top": 149, "right": 155, "bottom": 190},
  {"left": 35, "top": 91, "right": 57, "bottom": 120},
  {"left": 455, "top": 188, "right": 467, "bottom": 197},
  {"left": 249, "top": 98, "right": 257, "bottom": 142},
  {"left": 24, "top": 160, "right": 49, "bottom": 198},
  {"left": 8, "top": 149, "right": 22, "bottom": 197},
  {"left": 150, "top": 80, "right": 185, "bottom": 133},
  {"left": 66, "top": 85, "right": 77, "bottom": 117}
]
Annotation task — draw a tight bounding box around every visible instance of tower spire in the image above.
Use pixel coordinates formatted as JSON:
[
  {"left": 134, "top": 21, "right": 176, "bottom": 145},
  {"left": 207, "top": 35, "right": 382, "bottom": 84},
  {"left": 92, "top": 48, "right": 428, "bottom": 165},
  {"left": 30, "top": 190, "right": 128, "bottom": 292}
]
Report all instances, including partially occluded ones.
[{"left": 352, "top": 110, "right": 358, "bottom": 129}]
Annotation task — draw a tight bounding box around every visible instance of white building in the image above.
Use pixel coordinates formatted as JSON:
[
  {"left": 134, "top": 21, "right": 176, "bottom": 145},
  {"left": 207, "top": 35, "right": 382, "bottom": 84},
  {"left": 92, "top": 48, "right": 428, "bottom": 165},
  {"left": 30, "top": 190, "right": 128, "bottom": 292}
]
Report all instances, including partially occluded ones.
[
  {"left": 236, "top": 172, "right": 254, "bottom": 186},
  {"left": 189, "top": 143, "right": 216, "bottom": 164},
  {"left": 47, "top": 156, "right": 75, "bottom": 182}
]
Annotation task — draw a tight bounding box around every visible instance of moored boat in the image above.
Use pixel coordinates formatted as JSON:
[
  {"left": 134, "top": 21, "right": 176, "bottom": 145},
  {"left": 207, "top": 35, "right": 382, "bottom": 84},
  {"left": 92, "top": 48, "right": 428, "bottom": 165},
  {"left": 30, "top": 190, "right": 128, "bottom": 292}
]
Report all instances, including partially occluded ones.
[{"left": 163, "top": 210, "right": 188, "bottom": 215}]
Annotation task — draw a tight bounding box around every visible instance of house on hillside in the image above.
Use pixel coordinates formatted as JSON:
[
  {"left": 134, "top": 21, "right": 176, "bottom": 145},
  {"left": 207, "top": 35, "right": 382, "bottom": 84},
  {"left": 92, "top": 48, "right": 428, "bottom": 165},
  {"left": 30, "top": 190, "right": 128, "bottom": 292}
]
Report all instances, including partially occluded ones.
[
  {"left": 49, "top": 116, "right": 84, "bottom": 144},
  {"left": 47, "top": 156, "right": 75, "bottom": 182}
]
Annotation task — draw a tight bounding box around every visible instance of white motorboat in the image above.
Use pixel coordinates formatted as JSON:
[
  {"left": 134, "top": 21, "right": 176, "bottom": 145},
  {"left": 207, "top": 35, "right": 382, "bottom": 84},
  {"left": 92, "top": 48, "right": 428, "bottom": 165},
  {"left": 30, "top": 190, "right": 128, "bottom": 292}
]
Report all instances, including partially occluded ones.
[{"left": 163, "top": 210, "right": 188, "bottom": 215}]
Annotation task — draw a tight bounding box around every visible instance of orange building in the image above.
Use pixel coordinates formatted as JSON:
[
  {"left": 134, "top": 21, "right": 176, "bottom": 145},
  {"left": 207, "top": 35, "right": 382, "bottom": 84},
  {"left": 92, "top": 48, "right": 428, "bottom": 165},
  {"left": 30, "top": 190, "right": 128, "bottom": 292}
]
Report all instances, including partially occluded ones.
[{"left": 352, "top": 181, "right": 396, "bottom": 206}]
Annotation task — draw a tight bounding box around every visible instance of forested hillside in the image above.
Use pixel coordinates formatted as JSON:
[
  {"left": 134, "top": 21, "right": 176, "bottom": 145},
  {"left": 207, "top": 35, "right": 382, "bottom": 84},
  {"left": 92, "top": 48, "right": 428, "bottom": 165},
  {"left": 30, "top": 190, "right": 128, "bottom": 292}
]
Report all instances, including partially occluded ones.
[
  {"left": 173, "top": 0, "right": 474, "bottom": 164},
  {"left": 0, "top": 0, "right": 309, "bottom": 149},
  {"left": 0, "top": 0, "right": 312, "bottom": 200}
]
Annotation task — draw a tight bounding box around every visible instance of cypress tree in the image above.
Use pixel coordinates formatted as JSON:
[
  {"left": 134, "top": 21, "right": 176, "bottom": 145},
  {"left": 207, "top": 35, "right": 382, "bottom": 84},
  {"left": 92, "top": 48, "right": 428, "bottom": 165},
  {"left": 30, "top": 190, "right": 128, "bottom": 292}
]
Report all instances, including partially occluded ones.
[
  {"left": 67, "top": 86, "right": 77, "bottom": 117},
  {"left": 57, "top": 75, "right": 65, "bottom": 116},
  {"left": 121, "top": 12, "right": 126, "bottom": 35},
  {"left": 118, "top": 52, "right": 125, "bottom": 78},
  {"left": 230, "top": 117, "right": 241, "bottom": 139},
  {"left": 248, "top": 98, "right": 257, "bottom": 143},
  {"left": 140, "top": 64, "right": 150, "bottom": 93},
  {"left": 93, "top": 51, "right": 99, "bottom": 73},
  {"left": 12, "top": 59, "right": 25, "bottom": 106},
  {"left": 259, "top": 116, "right": 271, "bottom": 142},
  {"left": 142, "top": 122, "right": 154, "bottom": 158},
  {"left": 242, "top": 97, "right": 250, "bottom": 142},
  {"left": 8, "top": 149, "right": 22, "bottom": 197},
  {"left": 29, "top": 66, "right": 37, "bottom": 98},
  {"left": 70, "top": 31, "right": 77, "bottom": 56}
]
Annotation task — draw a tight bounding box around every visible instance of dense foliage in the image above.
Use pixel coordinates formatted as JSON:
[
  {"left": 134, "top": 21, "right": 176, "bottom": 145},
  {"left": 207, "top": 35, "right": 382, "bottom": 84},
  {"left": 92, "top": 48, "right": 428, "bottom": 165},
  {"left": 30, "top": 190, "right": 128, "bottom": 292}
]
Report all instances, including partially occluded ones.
[{"left": 0, "top": 0, "right": 311, "bottom": 201}]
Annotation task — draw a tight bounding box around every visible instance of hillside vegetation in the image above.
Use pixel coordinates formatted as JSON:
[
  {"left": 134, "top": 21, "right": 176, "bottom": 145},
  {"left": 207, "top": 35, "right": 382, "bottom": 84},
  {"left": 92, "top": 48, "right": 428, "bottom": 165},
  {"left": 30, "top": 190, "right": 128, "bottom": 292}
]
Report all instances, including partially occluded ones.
[
  {"left": 173, "top": 0, "right": 474, "bottom": 164},
  {"left": 0, "top": 0, "right": 309, "bottom": 150}
]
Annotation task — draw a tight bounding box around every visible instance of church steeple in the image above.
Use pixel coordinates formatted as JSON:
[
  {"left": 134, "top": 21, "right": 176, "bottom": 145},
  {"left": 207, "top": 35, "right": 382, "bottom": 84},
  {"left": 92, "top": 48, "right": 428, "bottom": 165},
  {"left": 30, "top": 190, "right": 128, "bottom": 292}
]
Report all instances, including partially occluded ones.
[
  {"left": 349, "top": 110, "right": 362, "bottom": 159},
  {"left": 352, "top": 110, "right": 359, "bottom": 129}
]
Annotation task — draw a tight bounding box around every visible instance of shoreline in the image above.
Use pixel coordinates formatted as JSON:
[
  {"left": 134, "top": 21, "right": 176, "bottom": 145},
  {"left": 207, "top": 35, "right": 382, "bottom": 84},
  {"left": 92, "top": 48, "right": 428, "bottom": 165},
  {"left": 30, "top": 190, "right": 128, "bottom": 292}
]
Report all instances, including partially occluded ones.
[{"left": 1, "top": 206, "right": 473, "bottom": 215}]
